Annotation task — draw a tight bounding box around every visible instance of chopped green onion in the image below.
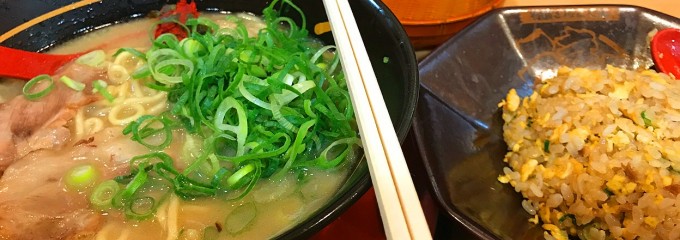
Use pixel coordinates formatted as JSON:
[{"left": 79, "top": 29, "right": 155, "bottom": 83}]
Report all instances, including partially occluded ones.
[
  {"left": 65, "top": 164, "right": 98, "bottom": 189},
  {"left": 559, "top": 214, "right": 575, "bottom": 223},
  {"left": 90, "top": 180, "right": 120, "bottom": 209},
  {"left": 213, "top": 97, "right": 248, "bottom": 156},
  {"left": 105, "top": 0, "right": 361, "bottom": 219},
  {"left": 122, "top": 115, "right": 173, "bottom": 151},
  {"left": 227, "top": 164, "right": 255, "bottom": 189},
  {"left": 383, "top": 56, "right": 389, "bottom": 63},
  {"left": 113, "top": 47, "right": 147, "bottom": 60},
  {"left": 274, "top": 119, "right": 316, "bottom": 179},
  {"left": 76, "top": 50, "right": 106, "bottom": 67},
  {"left": 203, "top": 225, "right": 221, "bottom": 240},
  {"left": 211, "top": 167, "right": 232, "bottom": 189},
  {"left": 216, "top": 133, "right": 291, "bottom": 164},
  {"left": 92, "top": 80, "right": 115, "bottom": 102},
  {"left": 22, "top": 74, "right": 54, "bottom": 100},
  {"left": 125, "top": 196, "right": 156, "bottom": 220},
  {"left": 641, "top": 111, "right": 653, "bottom": 127},
  {"left": 604, "top": 187, "right": 614, "bottom": 197},
  {"left": 131, "top": 65, "right": 152, "bottom": 79},
  {"left": 303, "top": 100, "right": 317, "bottom": 118},
  {"left": 60, "top": 75, "right": 86, "bottom": 91},
  {"left": 185, "top": 17, "right": 220, "bottom": 34},
  {"left": 112, "top": 163, "right": 149, "bottom": 208},
  {"left": 238, "top": 79, "right": 271, "bottom": 109},
  {"left": 316, "top": 137, "right": 361, "bottom": 169},
  {"left": 225, "top": 203, "right": 257, "bottom": 234},
  {"left": 180, "top": 38, "right": 206, "bottom": 57},
  {"left": 543, "top": 140, "right": 550, "bottom": 153},
  {"left": 270, "top": 97, "right": 297, "bottom": 132},
  {"left": 668, "top": 166, "right": 680, "bottom": 174}
]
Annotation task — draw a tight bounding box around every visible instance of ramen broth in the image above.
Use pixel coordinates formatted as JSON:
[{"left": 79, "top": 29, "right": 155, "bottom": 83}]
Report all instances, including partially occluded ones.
[{"left": 0, "top": 13, "right": 353, "bottom": 240}]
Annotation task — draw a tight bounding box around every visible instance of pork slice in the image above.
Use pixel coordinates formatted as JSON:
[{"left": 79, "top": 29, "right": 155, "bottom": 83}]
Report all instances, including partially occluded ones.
[
  {"left": 0, "top": 63, "right": 104, "bottom": 174},
  {"left": 0, "top": 127, "right": 154, "bottom": 240}
]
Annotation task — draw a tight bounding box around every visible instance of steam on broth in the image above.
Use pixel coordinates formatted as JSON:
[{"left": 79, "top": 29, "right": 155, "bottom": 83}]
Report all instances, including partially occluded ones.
[{"left": 0, "top": 2, "right": 360, "bottom": 239}]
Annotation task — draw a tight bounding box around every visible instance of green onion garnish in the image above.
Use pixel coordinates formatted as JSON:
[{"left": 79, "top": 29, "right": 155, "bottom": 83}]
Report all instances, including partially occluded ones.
[
  {"left": 125, "top": 196, "right": 156, "bottom": 220},
  {"left": 100, "top": 0, "right": 362, "bottom": 220},
  {"left": 65, "top": 164, "right": 98, "bottom": 190},
  {"left": 226, "top": 164, "right": 256, "bottom": 190},
  {"left": 543, "top": 140, "right": 550, "bottom": 153},
  {"left": 641, "top": 111, "right": 653, "bottom": 127},
  {"left": 112, "top": 161, "right": 149, "bottom": 208},
  {"left": 225, "top": 203, "right": 257, "bottom": 234},
  {"left": 59, "top": 75, "right": 86, "bottom": 91},
  {"left": 203, "top": 226, "right": 220, "bottom": 240},
  {"left": 90, "top": 179, "right": 120, "bottom": 209},
  {"left": 122, "top": 115, "right": 173, "bottom": 151},
  {"left": 76, "top": 50, "right": 106, "bottom": 67},
  {"left": 131, "top": 65, "right": 151, "bottom": 79},
  {"left": 113, "top": 47, "right": 147, "bottom": 60},
  {"left": 316, "top": 137, "right": 361, "bottom": 169},
  {"left": 558, "top": 214, "right": 575, "bottom": 223},
  {"left": 92, "top": 80, "right": 114, "bottom": 102},
  {"left": 22, "top": 74, "right": 54, "bottom": 100}
]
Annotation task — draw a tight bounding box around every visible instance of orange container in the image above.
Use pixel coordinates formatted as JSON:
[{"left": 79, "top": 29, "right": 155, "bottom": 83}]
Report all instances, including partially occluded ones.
[{"left": 383, "top": 0, "right": 504, "bottom": 49}]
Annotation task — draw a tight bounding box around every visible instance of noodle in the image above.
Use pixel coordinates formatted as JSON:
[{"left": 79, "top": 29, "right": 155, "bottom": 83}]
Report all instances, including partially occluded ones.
[
  {"left": 121, "top": 91, "right": 166, "bottom": 105},
  {"left": 111, "top": 81, "right": 130, "bottom": 99},
  {"left": 95, "top": 222, "right": 115, "bottom": 240},
  {"left": 95, "top": 222, "right": 130, "bottom": 240},
  {"left": 108, "top": 102, "right": 145, "bottom": 125},
  {"left": 83, "top": 117, "right": 104, "bottom": 135},
  {"left": 114, "top": 229, "right": 130, "bottom": 240},
  {"left": 74, "top": 108, "right": 85, "bottom": 138},
  {"left": 112, "top": 51, "right": 142, "bottom": 71},
  {"left": 107, "top": 64, "right": 130, "bottom": 84},
  {"left": 107, "top": 51, "right": 144, "bottom": 84},
  {"left": 94, "top": 225, "right": 110, "bottom": 240},
  {"left": 156, "top": 200, "right": 168, "bottom": 231},
  {"left": 129, "top": 79, "right": 145, "bottom": 98},
  {"left": 106, "top": 90, "right": 167, "bottom": 125},
  {"left": 165, "top": 195, "right": 180, "bottom": 240},
  {"left": 71, "top": 50, "right": 168, "bottom": 131}
]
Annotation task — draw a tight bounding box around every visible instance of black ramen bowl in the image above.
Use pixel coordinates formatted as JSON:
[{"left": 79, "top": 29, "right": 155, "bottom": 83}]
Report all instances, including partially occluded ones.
[
  {"left": 413, "top": 5, "right": 680, "bottom": 240},
  {"left": 0, "top": 0, "right": 418, "bottom": 239}
]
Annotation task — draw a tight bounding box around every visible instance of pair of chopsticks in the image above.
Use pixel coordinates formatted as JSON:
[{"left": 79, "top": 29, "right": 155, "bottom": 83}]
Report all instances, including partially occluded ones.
[{"left": 321, "top": 0, "right": 432, "bottom": 239}]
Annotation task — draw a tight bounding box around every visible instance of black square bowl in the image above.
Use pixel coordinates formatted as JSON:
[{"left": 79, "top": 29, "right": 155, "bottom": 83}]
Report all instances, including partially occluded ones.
[{"left": 413, "top": 5, "right": 680, "bottom": 239}]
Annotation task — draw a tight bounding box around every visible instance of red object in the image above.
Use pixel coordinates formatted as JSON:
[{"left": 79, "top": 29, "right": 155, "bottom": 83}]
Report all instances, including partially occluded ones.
[
  {"left": 0, "top": 46, "right": 81, "bottom": 80},
  {"left": 311, "top": 187, "right": 439, "bottom": 240},
  {"left": 312, "top": 132, "right": 440, "bottom": 239},
  {"left": 154, "top": 0, "right": 199, "bottom": 40},
  {"left": 651, "top": 28, "right": 680, "bottom": 79},
  {"left": 311, "top": 188, "right": 387, "bottom": 240}
]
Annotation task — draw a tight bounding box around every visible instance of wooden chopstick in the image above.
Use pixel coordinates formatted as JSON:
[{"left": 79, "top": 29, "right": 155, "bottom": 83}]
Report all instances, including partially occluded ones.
[{"left": 321, "top": 0, "right": 432, "bottom": 239}]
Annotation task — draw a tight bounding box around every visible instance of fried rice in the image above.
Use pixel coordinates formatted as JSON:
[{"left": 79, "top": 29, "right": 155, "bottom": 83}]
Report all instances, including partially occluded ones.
[{"left": 498, "top": 65, "right": 680, "bottom": 240}]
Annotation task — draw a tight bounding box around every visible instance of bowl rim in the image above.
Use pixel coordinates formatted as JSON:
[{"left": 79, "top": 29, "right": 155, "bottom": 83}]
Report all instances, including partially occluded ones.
[{"left": 415, "top": 4, "right": 679, "bottom": 240}]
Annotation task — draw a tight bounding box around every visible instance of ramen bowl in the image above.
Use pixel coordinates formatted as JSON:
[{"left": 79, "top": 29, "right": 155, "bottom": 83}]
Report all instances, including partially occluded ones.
[
  {"left": 0, "top": 0, "right": 418, "bottom": 239},
  {"left": 413, "top": 5, "right": 680, "bottom": 239}
]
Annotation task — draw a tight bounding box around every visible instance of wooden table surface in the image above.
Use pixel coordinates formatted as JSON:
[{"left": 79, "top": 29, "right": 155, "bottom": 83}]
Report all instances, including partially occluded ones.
[{"left": 502, "top": 0, "right": 679, "bottom": 18}]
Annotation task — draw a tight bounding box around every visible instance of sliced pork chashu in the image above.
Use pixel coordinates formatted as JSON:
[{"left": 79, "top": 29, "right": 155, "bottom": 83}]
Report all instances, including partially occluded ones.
[{"left": 0, "top": 64, "right": 104, "bottom": 174}]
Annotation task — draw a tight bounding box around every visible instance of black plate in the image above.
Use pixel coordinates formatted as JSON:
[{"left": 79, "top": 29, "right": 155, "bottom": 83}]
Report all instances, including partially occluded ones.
[
  {"left": 414, "top": 5, "right": 680, "bottom": 240},
  {"left": 0, "top": 0, "right": 418, "bottom": 239}
]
